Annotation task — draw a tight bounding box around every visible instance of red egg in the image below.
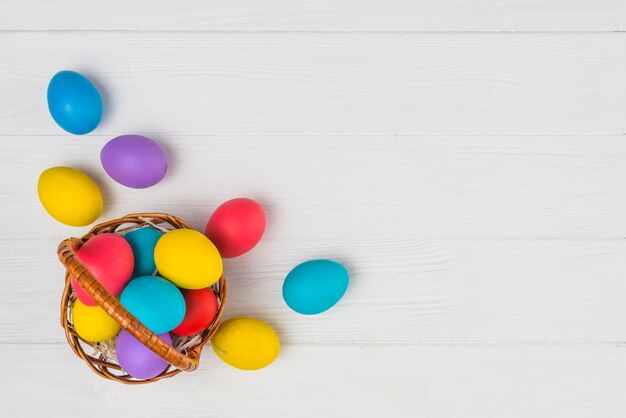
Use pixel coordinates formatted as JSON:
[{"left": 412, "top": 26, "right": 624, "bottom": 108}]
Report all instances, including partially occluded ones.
[
  {"left": 172, "top": 288, "right": 218, "bottom": 336},
  {"left": 205, "top": 198, "right": 265, "bottom": 258},
  {"left": 71, "top": 233, "right": 134, "bottom": 306}
]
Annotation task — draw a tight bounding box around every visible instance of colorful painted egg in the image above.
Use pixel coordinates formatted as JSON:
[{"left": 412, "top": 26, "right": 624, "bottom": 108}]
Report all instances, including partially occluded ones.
[
  {"left": 123, "top": 227, "right": 162, "bottom": 278},
  {"left": 282, "top": 260, "right": 349, "bottom": 315},
  {"left": 116, "top": 329, "right": 171, "bottom": 380},
  {"left": 72, "top": 299, "right": 121, "bottom": 342},
  {"left": 211, "top": 317, "right": 280, "bottom": 370},
  {"left": 154, "top": 229, "right": 223, "bottom": 289},
  {"left": 205, "top": 198, "right": 265, "bottom": 258},
  {"left": 47, "top": 70, "right": 102, "bottom": 135},
  {"left": 172, "top": 288, "right": 218, "bottom": 336},
  {"left": 71, "top": 233, "right": 134, "bottom": 306},
  {"left": 120, "top": 276, "right": 185, "bottom": 333},
  {"left": 100, "top": 135, "right": 168, "bottom": 189},
  {"left": 37, "top": 166, "right": 103, "bottom": 226}
]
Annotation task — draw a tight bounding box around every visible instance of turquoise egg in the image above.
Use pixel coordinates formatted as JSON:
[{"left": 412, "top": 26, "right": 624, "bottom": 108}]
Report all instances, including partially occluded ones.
[
  {"left": 282, "top": 260, "right": 349, "bottom": 315},
  {"left": 47, "top": 70, "right": 102, "bottom": 135},
  {"left": 124, "top": 227, "right": 163, "bottom": 277},
  {"left": 120, "top": 276, "right": 185, "bottom": 333}
]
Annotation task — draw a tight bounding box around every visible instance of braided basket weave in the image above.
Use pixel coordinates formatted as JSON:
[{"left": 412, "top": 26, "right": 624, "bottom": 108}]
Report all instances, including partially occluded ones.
[{"left": 57, "top": 213, "right": 227, "bottom": 384}]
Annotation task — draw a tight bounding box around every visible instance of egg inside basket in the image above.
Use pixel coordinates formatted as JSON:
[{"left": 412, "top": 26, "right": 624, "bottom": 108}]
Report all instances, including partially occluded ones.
[{"left": 57, "top": 213, "right": 227, "bottom": 384}]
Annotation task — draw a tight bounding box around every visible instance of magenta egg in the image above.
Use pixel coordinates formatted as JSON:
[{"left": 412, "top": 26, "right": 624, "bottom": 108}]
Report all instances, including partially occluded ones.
[
  {"left": 205, "top": 198, "right": 266, "bottom": 258},
  {"left": 71, "top": 233, "right": 134, "bottom": 306},
  {"left": 100, "top": 135, "right": 168, "bottom": 188},
  {"left": 116, "top": 330, "right": 172, "bottom": 380}
]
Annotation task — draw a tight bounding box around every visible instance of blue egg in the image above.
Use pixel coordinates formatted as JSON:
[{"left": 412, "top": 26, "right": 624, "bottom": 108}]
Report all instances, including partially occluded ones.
[
  {"left": 47, "top": 70, "right": 102, "bottom": 135},
  {"left": 120, "top": 276, "right": 185, "bottom": 333},
  {"left": 124, "top": 227, "right": 163, "bottom": 278},
  {"left": 282, "top": 260, "right": 349, "bottom": 315}
]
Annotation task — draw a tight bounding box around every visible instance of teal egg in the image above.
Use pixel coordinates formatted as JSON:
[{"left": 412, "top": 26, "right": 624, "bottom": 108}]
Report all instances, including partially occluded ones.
[
  {"left": 120, "top": 276, "right": 185, "bottom": 333},
  {"left": 124, "top": 227, "right": 163, "bottom": 277},
  {"left": 282, "top": 260, "right": 349, "bottom": 315}
]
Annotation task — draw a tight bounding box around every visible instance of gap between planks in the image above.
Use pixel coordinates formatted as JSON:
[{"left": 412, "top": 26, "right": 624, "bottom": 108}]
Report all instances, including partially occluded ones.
[{"left": 1, "top": 29, "right": 626, "bottom": 34}]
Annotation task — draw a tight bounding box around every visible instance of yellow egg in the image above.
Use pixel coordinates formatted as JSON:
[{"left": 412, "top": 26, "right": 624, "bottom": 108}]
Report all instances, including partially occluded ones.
[
  {"left": 37, "top": 166, "right": 103, "bottom": 226},
  {"left": 72, "top": 300, "right": 121, "bottom": 342},
  {"left": 211, "top": 317, "right": 280, "bottom": 370},
  {"left": 154, "top": 229, "right": 223, "bottom": 289}
]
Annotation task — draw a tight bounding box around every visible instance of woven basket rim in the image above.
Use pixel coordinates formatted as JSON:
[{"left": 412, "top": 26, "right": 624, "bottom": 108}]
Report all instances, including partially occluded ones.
[{"left": 58, "top": 213, "right": 227, "bottom": 384}]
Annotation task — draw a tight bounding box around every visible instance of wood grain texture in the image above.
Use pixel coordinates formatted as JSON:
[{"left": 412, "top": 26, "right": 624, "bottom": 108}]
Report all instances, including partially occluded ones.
[
  {"left": 1, "top": 0, "right": 625, "bottom": 31},
  {"left": 1, "top": 33, "right": 625, "bottom": 136},
  {"left": 2, "top": 135, "right": 624, "bottom": 240},
  {"left": 3, "top": 238, "right": 625, "bottom": 343},
  {"left": 2, "top": 2, "right": 626, "bottom": 414},
  {"left": 0, "top": 343, "right": 624, "bottom": 418}
]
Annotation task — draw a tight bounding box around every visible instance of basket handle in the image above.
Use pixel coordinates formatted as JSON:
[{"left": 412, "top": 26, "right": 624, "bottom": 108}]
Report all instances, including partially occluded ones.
[{"left": 57, "top": 238, "right": 199, "bottom": 372}]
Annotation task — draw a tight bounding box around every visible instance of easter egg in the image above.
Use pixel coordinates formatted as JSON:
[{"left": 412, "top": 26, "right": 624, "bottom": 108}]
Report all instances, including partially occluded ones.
[
  {"left": 123, "top": 227, "right": 163, "bottom": 278},
  {"left": 47, "top": 70, "right": 102, "bottom": 135},
  {"left": 282, "top": 260, "right": 349, "bottom": 315},
  {"left": 120, "top": 276, "right": 185, "bottom": 333},
  {"left": 116, "top": 329, "right": 171, "bottom": 380},
  {"left": 101, "top": 135, "right": 168, "bottom": 189},
  {"left": 37, "top": 166, "right": 103, "bottom": 226},
  {"left": 205, "top": 198, "right": 265, "bottom": 258},
  {"left": 72, "top": 299, "right": 121, "bottom": 342},
  {"left": 154, "top": 229, "right": 223, "bottom": 289},
  {"left": 71, "top": 233, "right": 134, "bottom": 306},
  {"left": 172, "top": 288, "right": 218, "bottom": 337},
  {"left": 211, "top": 317, "right": 280, "bottom": 370}
]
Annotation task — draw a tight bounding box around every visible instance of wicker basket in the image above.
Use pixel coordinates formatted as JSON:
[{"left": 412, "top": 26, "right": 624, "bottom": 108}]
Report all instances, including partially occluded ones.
[{"left": 57, "top": 213, "right": 227, "bottom": 384}]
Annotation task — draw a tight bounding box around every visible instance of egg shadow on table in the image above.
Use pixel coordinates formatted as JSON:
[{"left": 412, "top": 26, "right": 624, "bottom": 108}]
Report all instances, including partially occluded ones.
[
  {"left": 149, "top": 134, "right": 178, "bottom": 179},
  {"left": 325, "top": 242, "right": 359, "bottom": 307},
  {"left": 334, "top": 256, "right": 357, "bottom": 311},
  {"left": 218, "top": 198, "right": 285, "bottom": 333},
  {"left": 182, "top": 201, "right": 213, "bottom": 235}
]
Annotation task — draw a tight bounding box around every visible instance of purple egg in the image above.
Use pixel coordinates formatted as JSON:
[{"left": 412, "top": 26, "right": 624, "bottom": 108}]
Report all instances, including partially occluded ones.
[
  {"left": 116, "top": 329, "right": 172, "bottom": 379},
  {"left": 101, "top": 135, "right": 168, "bottom": 188}
]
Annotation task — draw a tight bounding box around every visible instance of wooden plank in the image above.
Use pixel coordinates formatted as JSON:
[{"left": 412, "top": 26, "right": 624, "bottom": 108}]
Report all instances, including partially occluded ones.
[
  {"left": 3, "top": 238, "right": 625, "bottom": 343},
  {"left": 1, "top": 0, "right": 625, "bottom": 31},
  {"left": 2, "top": 135, "right": 624, "bottom": 239},
  {"left": 0, "top": 33, "right": 625, "bottom": 135},
  {"left": 1, "top": 343, "right": 624, "bottom": 417}
]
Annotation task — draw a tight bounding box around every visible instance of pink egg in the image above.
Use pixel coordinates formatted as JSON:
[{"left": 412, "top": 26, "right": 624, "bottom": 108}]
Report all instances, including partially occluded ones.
[
  {"left": 205, "top": 198, "right": 265, "bottom": 258},
  {"left": 71, "top": 233, "right": 134, "bottom": 306}
]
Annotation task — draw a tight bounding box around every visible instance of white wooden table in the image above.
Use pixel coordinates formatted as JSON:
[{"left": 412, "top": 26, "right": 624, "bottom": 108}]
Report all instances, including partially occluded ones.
[{"left": 1, "top": 1, "right": 625, "bottom": 417}]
